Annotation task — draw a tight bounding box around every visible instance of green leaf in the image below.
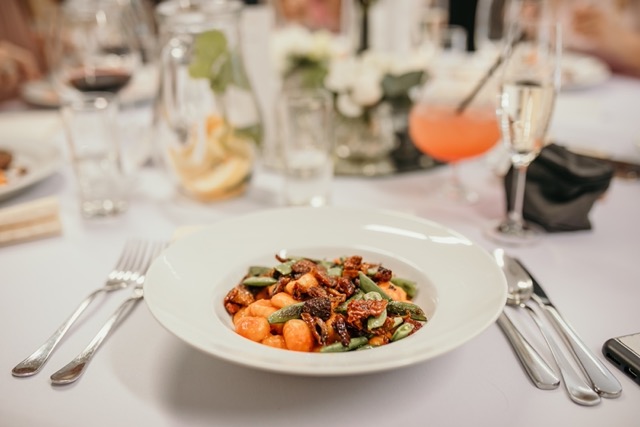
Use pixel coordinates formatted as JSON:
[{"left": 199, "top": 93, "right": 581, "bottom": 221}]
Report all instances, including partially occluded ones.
[
  {"left": 236, "top": 123, "right": 263, "bottom": 146},
  {"left": 209, "top": 51, "right": 233, "bottom": 93},
  {"left": 188, "top": 29, "right": 231, "bottom": 93},
  {"left": 381, "top": 71, "right": 425, "bottom": 98}
]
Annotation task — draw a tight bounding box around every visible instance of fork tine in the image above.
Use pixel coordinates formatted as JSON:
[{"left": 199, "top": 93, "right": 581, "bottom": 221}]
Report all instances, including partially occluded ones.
[
  {"left": 107, "top": 240, "right": 138, "bottom": 284},
  {"left": 120, "top": 240, "right": 148, "bottom": 284},
  {"left": 135, "top": 241, "right": 166, "bottom": 284}
]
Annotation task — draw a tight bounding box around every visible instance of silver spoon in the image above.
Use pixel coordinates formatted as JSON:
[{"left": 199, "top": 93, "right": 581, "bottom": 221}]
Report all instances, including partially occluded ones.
[
  {"left": 495, "top": 249, "right": 601, "bottom": 406},
  {"left": 493, "top": 251, "right": 560, "bottom": 390}
]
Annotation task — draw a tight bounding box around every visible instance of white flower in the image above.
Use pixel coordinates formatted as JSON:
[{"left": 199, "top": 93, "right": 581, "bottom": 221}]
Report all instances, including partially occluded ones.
[
  {"left": 324, "top": 57, "right": 358, "bottom": 93},
  {"left": 359, "top": 50, "right": 392, "bottom": 74},
  {"left": 270, "top": 25, "right": 346, "bottom": 77},
  {"left": 350, "top": 69, "right": 383, "bottom": 106},
  {"left": 336, "top": 93, "right": 363, "bottom": 118},
  {"left": 387, "top": 50, "right": 429, "bottom": 76}
]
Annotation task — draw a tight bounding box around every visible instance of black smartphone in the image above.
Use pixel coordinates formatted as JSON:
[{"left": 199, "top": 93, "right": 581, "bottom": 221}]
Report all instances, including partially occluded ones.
[{"left": 602, "top": 332, "right": 640, "bottom": 386}]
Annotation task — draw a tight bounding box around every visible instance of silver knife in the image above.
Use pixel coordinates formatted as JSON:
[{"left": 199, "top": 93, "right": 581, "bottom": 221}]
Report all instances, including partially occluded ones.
[{"left": 515, "top": 259, "right": 623, "bottom": 398}]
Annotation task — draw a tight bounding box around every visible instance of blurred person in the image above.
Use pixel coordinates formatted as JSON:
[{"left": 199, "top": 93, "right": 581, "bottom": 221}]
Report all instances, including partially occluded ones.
[
  {"left": 0, "top": 0, "right": 53, "bottom": 102},
  {"left": 276, "top": 0, "right": 342, "bottom": 32},
  {"left": 559, "top": 0, "right": 640, "bottom": 77}
]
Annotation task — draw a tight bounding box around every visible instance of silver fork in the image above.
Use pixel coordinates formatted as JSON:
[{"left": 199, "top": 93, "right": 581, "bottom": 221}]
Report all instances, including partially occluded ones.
[
  {"left": 50, "top": 240, "right": 167, "bottom": 385},
  {"left": 12, "top": 240, "right": 153, "bottom": 377}
]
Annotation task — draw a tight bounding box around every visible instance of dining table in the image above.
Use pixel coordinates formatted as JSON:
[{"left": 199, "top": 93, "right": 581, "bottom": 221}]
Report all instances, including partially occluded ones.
[{"left": 1, "top": 4, "right": 639, "bottom": 427}]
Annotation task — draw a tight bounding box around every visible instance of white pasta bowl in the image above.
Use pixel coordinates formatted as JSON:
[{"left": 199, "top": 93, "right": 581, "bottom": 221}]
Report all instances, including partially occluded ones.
[{"left": 144, "top": 206, "right": 507, "bottom": 376}]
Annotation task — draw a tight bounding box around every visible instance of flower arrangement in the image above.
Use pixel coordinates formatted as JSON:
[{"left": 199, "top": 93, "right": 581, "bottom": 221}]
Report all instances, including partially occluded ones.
[
  {"left": 324, "top": 50, "right": 428, "bottom": 119},
  {"left": 270, "top": 25, "right": 350, "bottom": 90},
  {"left": 270, "top": 25, "right": 428, "bottom": 118}
]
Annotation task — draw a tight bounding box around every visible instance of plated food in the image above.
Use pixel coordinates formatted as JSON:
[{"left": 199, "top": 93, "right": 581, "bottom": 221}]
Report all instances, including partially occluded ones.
[
  {"left": 144, "top": 207, "right": 507, "bottom": 376},
  {"left": 0, "top": 140, "right": 60, "bottom": 202},
  {"left": 224, "top": 254, "right": 426, "bottom": 352},
  {"left": 0, "top": 148, "right": 28, "bottom": 186}
]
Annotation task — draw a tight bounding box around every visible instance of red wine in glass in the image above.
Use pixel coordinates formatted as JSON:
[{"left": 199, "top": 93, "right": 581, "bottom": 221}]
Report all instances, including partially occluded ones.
[{"left": 68, "top": 68, "right": 132, "bottom": 94}]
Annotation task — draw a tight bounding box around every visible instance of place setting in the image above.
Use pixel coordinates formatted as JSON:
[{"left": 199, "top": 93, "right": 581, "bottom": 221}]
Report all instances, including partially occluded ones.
[{"left": 2, "top": 0, "right": 639, "bottom": 426}]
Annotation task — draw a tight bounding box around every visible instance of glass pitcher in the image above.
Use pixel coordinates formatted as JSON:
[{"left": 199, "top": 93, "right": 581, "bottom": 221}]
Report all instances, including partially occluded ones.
[{"left": 155, "top": 0, "right": 263, "bottom": 202}]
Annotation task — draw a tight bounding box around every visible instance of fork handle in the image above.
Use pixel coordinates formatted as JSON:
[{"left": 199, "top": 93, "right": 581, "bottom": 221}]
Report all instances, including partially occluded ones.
[
  {"left": 496, "top": 311, "right": 560, "bottom": 390},
  {"left": 12, "top": 289, "right": 105, "bottom": 377},
  {"left": 524, "top": 304, "right": 601, "bottom": 406},
  {"left": 542, "top": 305, "right": 622, "bottom": 398},
  {"left": 49, "top": 294, "right": 142, "bottom": 385}
]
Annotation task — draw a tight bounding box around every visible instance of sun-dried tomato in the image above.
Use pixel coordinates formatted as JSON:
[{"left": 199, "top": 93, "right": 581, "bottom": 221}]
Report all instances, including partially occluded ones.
[
  {"left": 292, "top": 259, "right": 317, "bottom": 274},
  {"left": 342, "top": 255, "right": 362, "bottom": 279},
  {"left": 346, "top": 299, "right": 388, "bottom": 330},
  {"left": 223, "top": 285, "right": 255, "bottom": 314},
  {"left": 332, "top": 314, "right": 351, "bottom": 347},
  {"left": 301, "top": 312, "right": 329, "bottom": 345},
  {"left": 333, "top": 277, "right": 356, "bottom": 296},
  {"left": 307, "top": 286, "right": 328, "bottom": 299},
  {"left": 373, "top": 266, "right": 393, "bottom": 282},
  {"left": 313, "top": 268, "right": 333, "bottom": 287}
]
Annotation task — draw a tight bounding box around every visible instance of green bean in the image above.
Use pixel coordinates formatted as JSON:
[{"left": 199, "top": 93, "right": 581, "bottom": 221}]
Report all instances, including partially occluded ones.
[
  {"left": 367, "top": 310, "right": 387, "bottom": 329},
  {"left": 366, "top": 267, "right": 378, "bottom": 276},
  {"left": 248, "top": 266, "right": 272, "bottom": 276},
  {"left": 357, "top": 272, "right": 392, "bottom": 301},
  {"left": 319, "top": 336, "right": 369, "bottom": 353},
  {"left": 275, "top": 261, "right": 294, "bottom": 276},
  {"left": 391, "top": 323, "right": 415, "bottom": 341},
  {"left": 390, "top": 277, "right": 418, "bottom": 299},
  {"left": 387, "top": 301, "right": 427, "bottom": 321},
  {"left": 363, "top": 291, "right": 382, "bottom": 301},
  {"left": 326, "top": 266, "right": 343, "bottom": 277},
  {"left": 242, "top": 276, "right": 277, "bottom": 287},
  {"left": 391, "top": 316, "right": 404, "bottom": 328},
  {"left": 267, "top": 302, "right": 304, "bottom": 324}
]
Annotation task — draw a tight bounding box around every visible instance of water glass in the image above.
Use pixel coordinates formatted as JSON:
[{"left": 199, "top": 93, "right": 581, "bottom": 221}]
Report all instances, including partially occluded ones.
[
  {"left": 280, "top": 89, "right": 334, "bottom": 207},
  {"left": 61, "top": 92, "right": 129, "bottom": 218}
]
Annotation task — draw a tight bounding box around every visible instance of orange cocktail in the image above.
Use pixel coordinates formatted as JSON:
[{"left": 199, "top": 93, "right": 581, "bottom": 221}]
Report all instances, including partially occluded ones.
[{"left": 408, "top": 104, "right": 500, "bottom": 162}]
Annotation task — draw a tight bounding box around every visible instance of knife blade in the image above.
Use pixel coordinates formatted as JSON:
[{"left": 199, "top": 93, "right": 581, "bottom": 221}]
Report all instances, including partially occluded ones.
[{"left": 514, "top": 259, "right": 623, "bottom": 398}]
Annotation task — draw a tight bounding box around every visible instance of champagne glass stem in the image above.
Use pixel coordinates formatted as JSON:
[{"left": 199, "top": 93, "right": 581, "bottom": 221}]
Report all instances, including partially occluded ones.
[{"left": 508, "top": 164, "right": 528, "bottom": 225}]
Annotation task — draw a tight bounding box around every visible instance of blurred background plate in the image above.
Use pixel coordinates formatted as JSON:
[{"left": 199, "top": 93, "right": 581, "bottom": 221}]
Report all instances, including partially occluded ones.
[
  {"left": 561, "top": 52, "right": 612, "bottom": 90},
  {"left": 0, "top": 139, "right": 61, "bottom": 202}
]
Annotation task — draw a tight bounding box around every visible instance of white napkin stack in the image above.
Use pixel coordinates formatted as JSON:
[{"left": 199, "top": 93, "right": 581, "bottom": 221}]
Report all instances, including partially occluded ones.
[{"left": 0, "top": 197, "right": 62, "bottom": 246}]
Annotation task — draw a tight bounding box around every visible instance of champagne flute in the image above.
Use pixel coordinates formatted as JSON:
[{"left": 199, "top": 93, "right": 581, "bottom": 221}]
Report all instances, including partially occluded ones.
[{"left": 486, "top": 3, "right": 561, "bottom": 245}]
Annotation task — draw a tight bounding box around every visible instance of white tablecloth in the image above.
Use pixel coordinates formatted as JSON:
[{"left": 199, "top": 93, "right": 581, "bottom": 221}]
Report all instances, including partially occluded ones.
[{"left": 1, "top": 6, "right": 639, "bottom": 427}]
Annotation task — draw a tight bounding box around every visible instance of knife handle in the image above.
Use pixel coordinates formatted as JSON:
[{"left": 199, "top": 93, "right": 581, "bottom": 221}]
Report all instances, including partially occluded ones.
[
  {"left": 496, "top": 311, "right": 560, "bottom": 390},
  {"left": 541, "top": 303, "right": 623, "bottom": 398}
]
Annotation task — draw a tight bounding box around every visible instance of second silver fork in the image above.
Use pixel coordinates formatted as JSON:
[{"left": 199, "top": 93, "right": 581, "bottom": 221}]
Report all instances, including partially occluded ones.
[
  {"left": 50, "top": 241, "right": 167, "bottom": 385},
  {"left": 11, "top": 240, "right": 155, "bottom": 377}
]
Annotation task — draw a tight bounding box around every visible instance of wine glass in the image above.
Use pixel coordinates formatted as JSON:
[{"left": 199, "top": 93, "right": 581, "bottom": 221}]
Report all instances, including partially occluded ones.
[
  {"left": 52, "top": 0, "right": 141, "bottom": 101},
  {"left": 486, "top": 3, "right": 561, "bottom": 245},
  {"left": 409, "top": 26, "right": 501, "bottom": 203}
]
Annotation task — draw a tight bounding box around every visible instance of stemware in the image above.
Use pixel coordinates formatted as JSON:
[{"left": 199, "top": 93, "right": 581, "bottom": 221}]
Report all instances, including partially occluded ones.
[
  {"left": 486, "top": 2, "right": 561, "bottom": 245},
  {"left": 51, "top": 0, "right": 142, "bottom": 101},
  {"left": 409, "top": 26, "right": 500, "bottom": 203}
]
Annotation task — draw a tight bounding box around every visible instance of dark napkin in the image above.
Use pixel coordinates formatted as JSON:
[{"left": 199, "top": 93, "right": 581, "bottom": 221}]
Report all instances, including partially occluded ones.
[{"left": 504, "top": 143, "right": 614, "bottom": 232}]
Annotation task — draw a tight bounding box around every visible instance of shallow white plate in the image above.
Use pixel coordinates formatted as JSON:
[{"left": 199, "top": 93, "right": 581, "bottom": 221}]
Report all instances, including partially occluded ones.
[
  {"left": 0, "top": 140, "right": 61, "bottom": 201},
  {"left": 144, "top": 207, "right": 507, "bottom": 376},
  {"left": 561, "top": 52, "right": 611, "bottom": 90}
]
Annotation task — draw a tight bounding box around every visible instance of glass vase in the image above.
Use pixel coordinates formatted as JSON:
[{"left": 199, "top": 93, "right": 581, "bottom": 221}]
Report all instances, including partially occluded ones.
[
  {"left": 334, "top": 102, "right": 396, "bottom": 176},
  {"left": 155, "top": 0, "right": 263, "bottom": 202}
]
